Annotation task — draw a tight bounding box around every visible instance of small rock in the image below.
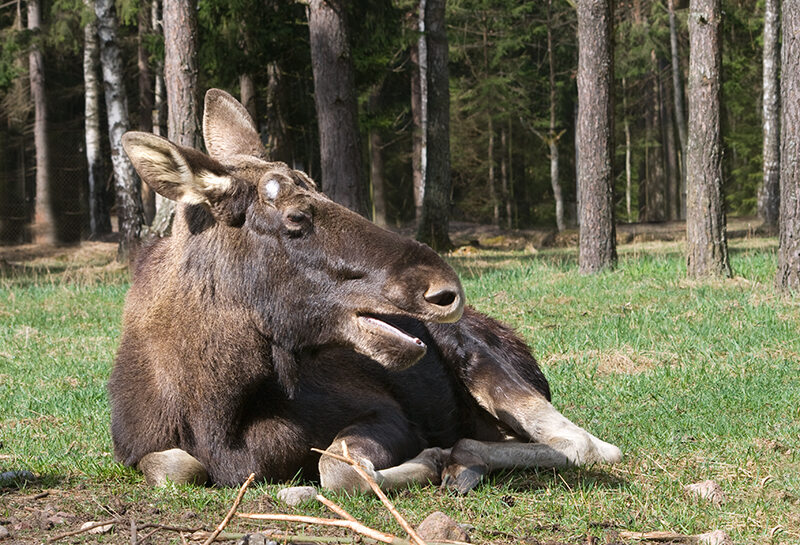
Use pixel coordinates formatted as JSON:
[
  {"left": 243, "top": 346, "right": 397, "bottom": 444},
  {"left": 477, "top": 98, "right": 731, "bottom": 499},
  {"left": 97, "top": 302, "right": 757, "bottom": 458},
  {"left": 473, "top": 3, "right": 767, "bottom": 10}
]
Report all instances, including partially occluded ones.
[
  {"left": 0, "top": 470, "right": 35, "bottom": 486},
  {"left": 276, "top": 486, "right": 317, "bottom": 507},
  {"left": 416, "top": 511, "right": 470, "bottom": 543},
  {"left": 685, "top": 480, "right": 726, "bottom": 505},
  {"left": 697, "top": 530, "right": 733, "bottom": 545},
  {"left": 0, "top": 525, "right": 10, "bottom": 539},
  {"left": 81, "top": 521, "right": 115, "bottom": 535}
]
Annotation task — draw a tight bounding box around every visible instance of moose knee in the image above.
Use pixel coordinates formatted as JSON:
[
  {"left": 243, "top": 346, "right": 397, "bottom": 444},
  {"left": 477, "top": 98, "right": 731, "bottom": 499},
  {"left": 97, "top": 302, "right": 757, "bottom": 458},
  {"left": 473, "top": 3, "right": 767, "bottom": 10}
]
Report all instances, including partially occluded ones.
[{"left": 137, "top": 448, "right": 208, "bottom": 486}]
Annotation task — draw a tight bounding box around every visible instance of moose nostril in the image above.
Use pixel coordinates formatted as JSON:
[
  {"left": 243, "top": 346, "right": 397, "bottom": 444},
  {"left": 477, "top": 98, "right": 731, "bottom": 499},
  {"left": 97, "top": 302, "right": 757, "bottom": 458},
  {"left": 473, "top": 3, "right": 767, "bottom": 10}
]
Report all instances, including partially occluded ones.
[{"left": 424, "top": 287, "right": 458, "bottom": 307}]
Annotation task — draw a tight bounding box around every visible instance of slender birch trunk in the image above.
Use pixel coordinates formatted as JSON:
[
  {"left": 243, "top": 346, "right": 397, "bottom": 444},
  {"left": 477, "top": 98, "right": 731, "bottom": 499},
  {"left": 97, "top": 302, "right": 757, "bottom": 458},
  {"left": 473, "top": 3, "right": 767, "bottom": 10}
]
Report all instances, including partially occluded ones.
[
  {"left": 759, "top": 0, "right": 780, "bottom": 230},
  {"left": 83, "top": 0, "right": 111, "bottom": 238},
  {"left": 96, "top": 0, "right": 145, "bottom": 260}
]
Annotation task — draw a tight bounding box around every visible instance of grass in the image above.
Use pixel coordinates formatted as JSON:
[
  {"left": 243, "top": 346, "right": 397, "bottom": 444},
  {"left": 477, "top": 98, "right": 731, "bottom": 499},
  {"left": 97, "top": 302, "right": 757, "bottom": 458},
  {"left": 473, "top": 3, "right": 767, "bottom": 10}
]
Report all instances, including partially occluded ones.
[{"left": 1, "top": 238, "right": 799, "bottom": 544}]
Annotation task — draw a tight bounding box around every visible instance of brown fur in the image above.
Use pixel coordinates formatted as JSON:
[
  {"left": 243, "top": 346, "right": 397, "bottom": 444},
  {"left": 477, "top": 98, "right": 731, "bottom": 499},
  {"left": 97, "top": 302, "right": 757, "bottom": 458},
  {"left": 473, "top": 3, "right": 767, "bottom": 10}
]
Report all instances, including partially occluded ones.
[{"left": 109, "top": 89, "right": 621, "bottom": 491}]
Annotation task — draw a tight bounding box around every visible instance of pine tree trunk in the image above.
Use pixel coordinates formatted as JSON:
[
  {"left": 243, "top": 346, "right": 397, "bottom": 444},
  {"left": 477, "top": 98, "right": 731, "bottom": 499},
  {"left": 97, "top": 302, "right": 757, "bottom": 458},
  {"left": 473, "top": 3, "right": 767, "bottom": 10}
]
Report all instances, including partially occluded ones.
[
  {"left": 151, "top": 0, "right": 166, "bottom": 137},
  {"left": 96, "top": 0, "right": 144, "bottom": 260},
  {"left": 660, "top": 61, "right": 680, "bottom": 221},
  {"left": 416, "top": 0, "right": 452, "bottom": 251},
  {"left": 138, "top": 0, "right": 156, "bottom": 224},
  {"left": 759, "top": 0, "right": 780, "bottom": 231},
  {"left": 368, "top": 86, "right": 387, "bottom": 227},
  {"left": 83, "top": 0, "right": 111, "bottom": 238},
  {"left": 151, "top": 0, "right": 199, "bottom": 235},
  {"left": 685, "top": 0, "right": 731, "bottom": 278},
  {"left": 669, "top": 0, "right": 688, "bottom": 218},
  {"left": 265, "top": 62, "right": 291, "bottom": 163},
  {"left": 776, "top": 0, "right": 800, "bottom": 291},
  {"left": 308, "top": 0, "right": 368, "bottom": 216},
  {"left": 240, "top": 73, "right": 257, "bottom": 123},
  {"left": 547, "top": 0, "right": 565, "bottom": 232},
  {"left": 576, "top": 0, "right": 616, "bottom": 273},
  {"left": 501, "top": 126, "right": 511, "bottom": 230},
  {"left": 28, "top": 0, "right": 54, "bottom": 244}
]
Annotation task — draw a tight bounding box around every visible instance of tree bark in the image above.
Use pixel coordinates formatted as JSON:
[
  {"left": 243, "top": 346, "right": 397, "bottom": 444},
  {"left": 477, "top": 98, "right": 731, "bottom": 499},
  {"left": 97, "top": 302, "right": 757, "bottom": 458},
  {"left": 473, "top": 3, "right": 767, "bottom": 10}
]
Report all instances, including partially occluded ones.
[
  {"left": 776, "top": 0, "right": 800, "bottom": 291},
  {"left": 96, "top": 0, "right": 145, "bottom": 260},
  {"left": 151, "top": 0, "right": 200, "bottom": 235},
  {"left": 685, "top": 0, "right": 731, "bottom": 278},
  {"left": 151, "top": 0, "right": 166, "bottom": 137},
  {"left": 547, "top": 0, "right": 565, "bottom": 232},
  {"left": 759, "top": 0, "right": 780, "bottom": 230},
  {"left": 622, "top": 77, "right": 632, "bottom": 221},
  {"left": 416, "top": 0, "right": 452, "bottom": 251},
  {"left": 240, "top": 73, "right": 257, "bottom": 124},
  {"left": 138, "top": 0, "right": 156, "bottom": 224},
  {"left": 308, "top": 0, "right": 368, "bottom": 216},
  {"left": 669, "top": 0, "right": 688, "bottom": 218},
  {"left": 265, "top": 62, "right": 292, "bottom": 164},
  {"left": 411, "top": 1, "right": 427, "bottom": 222},
  {"left": 576, "top": 0, "right": 616, "bottom": 273},
  {"left": 368, "top": 86, "right": 387, "bottom": 227},
  {"left": 83, "top": 0, "right": 111, "bottom": 238},
  {"left": 28, "top": 0, "right": 54, "bottom": 244}
]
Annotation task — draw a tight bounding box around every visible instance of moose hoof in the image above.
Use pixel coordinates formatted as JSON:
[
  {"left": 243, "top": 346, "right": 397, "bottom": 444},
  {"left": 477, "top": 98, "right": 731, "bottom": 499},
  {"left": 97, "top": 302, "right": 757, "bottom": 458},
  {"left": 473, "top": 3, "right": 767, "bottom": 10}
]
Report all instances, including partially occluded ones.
[
  {"left": 138, "top": 448, "right": 208, "bottom": 486},
  {"left": 441, "top": 441, "right": 488, "bottom": 495}
]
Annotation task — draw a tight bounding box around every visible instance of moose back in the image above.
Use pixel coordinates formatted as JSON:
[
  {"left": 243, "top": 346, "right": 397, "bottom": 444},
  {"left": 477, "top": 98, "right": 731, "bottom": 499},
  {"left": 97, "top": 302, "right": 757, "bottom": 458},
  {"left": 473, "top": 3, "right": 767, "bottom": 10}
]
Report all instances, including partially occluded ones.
[{"left": 109, "top": 89, "right": 621, "bottom": 492}]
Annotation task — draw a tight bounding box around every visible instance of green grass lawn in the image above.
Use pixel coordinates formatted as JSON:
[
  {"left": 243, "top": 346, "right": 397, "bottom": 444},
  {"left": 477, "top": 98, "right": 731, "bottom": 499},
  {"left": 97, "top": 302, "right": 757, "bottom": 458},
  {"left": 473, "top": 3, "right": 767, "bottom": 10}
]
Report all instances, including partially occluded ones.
[{"left": 1, "top": 238, "right": 798, "bottom": 544}]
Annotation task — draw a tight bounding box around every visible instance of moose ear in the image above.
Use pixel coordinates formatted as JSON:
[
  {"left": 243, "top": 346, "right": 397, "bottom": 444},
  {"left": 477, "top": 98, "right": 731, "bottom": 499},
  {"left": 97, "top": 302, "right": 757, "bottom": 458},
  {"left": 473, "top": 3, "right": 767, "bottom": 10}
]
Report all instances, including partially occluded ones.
[
  {"left": 203, "top": 89, "right": 266, "bottom": 161},
  {"left": 122, "top": 131, "right": 233, "bottom": 206}
]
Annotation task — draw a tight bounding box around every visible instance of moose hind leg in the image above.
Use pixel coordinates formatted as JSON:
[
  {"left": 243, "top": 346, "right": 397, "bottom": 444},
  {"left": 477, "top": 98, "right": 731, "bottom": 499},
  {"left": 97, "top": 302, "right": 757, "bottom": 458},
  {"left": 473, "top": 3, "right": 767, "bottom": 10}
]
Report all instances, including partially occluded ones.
[
  {"left": 318, "top": 418, "right": 447, "bottom": 493},
  {"left": 466, "top": 357, "right": 622, "bottom": 467},
  {"left": 137, "top": 448, "right": 209, "bottom": 486}
]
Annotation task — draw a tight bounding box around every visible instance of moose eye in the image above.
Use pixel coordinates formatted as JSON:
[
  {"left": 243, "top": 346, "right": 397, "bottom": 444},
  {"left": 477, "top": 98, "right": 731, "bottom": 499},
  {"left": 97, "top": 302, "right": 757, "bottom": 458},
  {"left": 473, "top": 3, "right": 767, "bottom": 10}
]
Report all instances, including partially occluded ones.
[{"left": 282, "top": 207, "right": 311, "bottom": 236}]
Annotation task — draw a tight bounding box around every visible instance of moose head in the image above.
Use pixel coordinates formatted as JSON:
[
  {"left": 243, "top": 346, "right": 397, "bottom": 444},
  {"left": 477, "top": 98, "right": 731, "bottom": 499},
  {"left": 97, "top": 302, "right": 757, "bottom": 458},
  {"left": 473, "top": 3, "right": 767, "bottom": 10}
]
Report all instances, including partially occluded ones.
[{"left": 121, "top": 89, "right": 464, "bottom": 396}]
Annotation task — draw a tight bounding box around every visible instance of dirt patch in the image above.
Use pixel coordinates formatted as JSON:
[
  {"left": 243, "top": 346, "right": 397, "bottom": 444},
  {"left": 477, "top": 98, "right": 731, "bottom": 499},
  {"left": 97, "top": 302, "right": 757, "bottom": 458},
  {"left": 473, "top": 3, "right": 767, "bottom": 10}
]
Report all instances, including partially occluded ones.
[{"left": 544, "top": 348, "right": 673, "bottom": 375}]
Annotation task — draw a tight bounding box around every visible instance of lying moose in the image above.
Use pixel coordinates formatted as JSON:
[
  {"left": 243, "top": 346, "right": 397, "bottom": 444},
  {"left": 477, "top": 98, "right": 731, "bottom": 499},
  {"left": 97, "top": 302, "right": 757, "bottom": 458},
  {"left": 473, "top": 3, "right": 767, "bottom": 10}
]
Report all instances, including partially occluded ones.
[{"left": 110, "top": 89, "right": 621, "bottom": 493}]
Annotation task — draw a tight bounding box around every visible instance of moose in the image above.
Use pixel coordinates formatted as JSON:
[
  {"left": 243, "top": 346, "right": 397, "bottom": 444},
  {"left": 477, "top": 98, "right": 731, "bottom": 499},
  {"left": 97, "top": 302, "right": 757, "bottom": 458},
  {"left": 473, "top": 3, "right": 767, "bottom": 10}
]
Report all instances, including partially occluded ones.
[{"left": 109, "top": 89, "right": 621, "bottom": 493}]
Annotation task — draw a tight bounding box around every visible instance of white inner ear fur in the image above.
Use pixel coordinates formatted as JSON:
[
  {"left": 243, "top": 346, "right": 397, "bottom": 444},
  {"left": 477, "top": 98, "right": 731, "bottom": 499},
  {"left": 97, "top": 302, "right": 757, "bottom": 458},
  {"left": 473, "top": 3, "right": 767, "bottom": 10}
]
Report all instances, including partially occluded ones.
[
  {"left": 180, "top": 170, "right": 233, "bottom": 205},
  {"left": 265, "top": 179, "right": 281, "bottom": 201}
]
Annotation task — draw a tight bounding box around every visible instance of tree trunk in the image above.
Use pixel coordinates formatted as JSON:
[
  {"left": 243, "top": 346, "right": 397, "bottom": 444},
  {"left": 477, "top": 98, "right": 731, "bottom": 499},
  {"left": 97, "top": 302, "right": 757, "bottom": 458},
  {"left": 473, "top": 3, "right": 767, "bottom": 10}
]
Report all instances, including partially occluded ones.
[
  {"left": 547, "top": 0, "right": 565, "bottom": 232},
  {"left": 307, "top": 0, "right": 368, "bottom": 216},
  {"left": 622, "top": 77, "right": 632, "bottom": 221},
  {"left": 685, "top": 0, "right": 731, "bottom": 278},
  {"left": 576, "top": 0, "right": 616, "bottom": 273},
  {"left": 776, "top": 0, "right": 800, "bottom": 291},
  {"left": 150, "top": 0, "right": 200, "bottom": 236},
  {"left": 661, "top": 63, "right": 680, "bottom": 221},
  {"left": 759, "top": 0, "right": 780, "bottom": 230},
  {"left": 411, "top": 1, "right": 427, "bottom": 222},
  {"left": 138, "top": 0, "right": 156, "bottom": 224},
  {"left": 416, "top": 0, "right": 452, "bottom": 251},
  {"left": 151, "top": 0, "right": 166, "bottom": 137},
  {"left": 368, "top": 86, "right": 387, "bottom": 227},
  {"left": 28, "top": 0, "right": 54, "bottom": 244},
  {"left": 240, "top": 73, "right": 257, "bottom": 124},
  {"left": 501, "top": 125, "right": 512, "bottom": 230},
  {"left": 96, "top": 0, "right": 145, "bottom": 260},
  {"left": 83, "top": 0, "right": 111, "bottom": 238},
  {"left": 265, "top": 62, "right": 292, "bottom": 164},
  {"left": 669, "top": 0, "right": 688, "bottom": 218}
]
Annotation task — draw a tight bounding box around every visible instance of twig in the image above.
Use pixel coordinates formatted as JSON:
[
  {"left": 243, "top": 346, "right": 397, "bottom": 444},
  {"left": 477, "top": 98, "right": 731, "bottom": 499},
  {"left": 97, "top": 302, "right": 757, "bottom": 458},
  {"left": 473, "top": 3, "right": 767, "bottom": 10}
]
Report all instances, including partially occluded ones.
[
  {"left": 130, "top": 517, "right": 137, "bottom": 545},
  {"left": 238, "top": 513, "right": 406, "bottom": 545},
  {"left": 47, "top": 518, "right": 120, "bottom": 543},
  {"left": 317, "top": 442, "right": 427, "bottom": 545},
  {"left": 315, "top": 494, "right": 357, "bottom": 522},
  {"left": 202, "top": 472, "right": 255, "bottom": 545}
]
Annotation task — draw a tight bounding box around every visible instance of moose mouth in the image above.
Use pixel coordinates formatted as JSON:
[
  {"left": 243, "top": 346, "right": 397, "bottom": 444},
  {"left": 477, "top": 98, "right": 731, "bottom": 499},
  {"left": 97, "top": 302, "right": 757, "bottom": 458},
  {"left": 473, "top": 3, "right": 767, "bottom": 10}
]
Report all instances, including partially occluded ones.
[{"left": 352, "top": 313, "right": 428, "bottom": 370}]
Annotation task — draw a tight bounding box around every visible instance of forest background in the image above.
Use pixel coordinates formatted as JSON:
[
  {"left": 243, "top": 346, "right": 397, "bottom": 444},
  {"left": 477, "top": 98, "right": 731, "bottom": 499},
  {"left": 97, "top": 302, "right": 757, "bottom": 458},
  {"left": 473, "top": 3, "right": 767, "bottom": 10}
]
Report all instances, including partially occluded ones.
[{"left": 0, "top": 0, "right": 777, "bottom": 254}]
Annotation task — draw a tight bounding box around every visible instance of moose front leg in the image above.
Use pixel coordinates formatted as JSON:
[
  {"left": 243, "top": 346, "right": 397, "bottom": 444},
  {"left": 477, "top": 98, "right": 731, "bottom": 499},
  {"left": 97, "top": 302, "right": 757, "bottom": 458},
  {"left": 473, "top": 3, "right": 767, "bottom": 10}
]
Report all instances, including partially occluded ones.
[{"left": 318, "top": 420, "right": 448, "bottom": 493}]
